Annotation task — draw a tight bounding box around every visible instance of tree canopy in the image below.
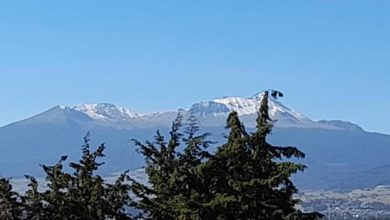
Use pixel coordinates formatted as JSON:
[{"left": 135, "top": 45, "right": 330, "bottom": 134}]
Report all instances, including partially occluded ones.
[
  {"left": 0, "top": 134, "right": 133, "bottom": 220},
  {"left": 0, "top": 90, "right": 323, "bottom": 219},
  {"left": 131, "top": 90, "right": 323, "bottom": 220}
]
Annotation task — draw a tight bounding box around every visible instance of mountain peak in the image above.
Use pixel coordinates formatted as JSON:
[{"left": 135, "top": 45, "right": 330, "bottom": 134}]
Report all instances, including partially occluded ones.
[
  {"left": 211, "top": 96, "right": 259, "bottom": 116},
  {"left": 52, "top": 104, "right": 72, "bottom": 111},
  {"left": 189, "top": 92, "right": 307, "bottom": 119},
  {"left": 73, "top": 103, "right": 141, "bottom": 121},
  {"left": 249, "top": 91, "right": 266, "bottom": 100}
]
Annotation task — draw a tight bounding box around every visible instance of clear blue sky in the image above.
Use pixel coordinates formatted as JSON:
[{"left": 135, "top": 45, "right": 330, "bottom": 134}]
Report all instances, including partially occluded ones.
[{"left": 0, "top": 1, "right": 389, "bottom": 134}]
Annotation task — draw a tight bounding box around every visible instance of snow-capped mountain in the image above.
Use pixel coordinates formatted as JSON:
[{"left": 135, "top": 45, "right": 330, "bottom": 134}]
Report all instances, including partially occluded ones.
[
  {"left": 190, "top": 92, "right": 305, "bottom": 119},
  {"left": 69, "top": 92, "right": 308, "bottom": 121},
  {"left": 61, "top": 92, "right": 353, "bottom": 130},
  {"left": 74, "top": 103, "right": 141, "bottom": 121},
  {"left": 188, "top": 92, "right": 322, "bottom": 128},
  {"left": 1, "top": 90, "right": 387, "bottom": 191}
]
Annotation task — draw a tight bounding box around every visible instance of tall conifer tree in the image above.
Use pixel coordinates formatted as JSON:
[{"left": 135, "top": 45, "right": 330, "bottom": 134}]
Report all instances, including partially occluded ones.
[
  {"left": 204, "top": 90, "right": 322, "bottom": 219},
  {"left": 130, "top": 114, "right": 213, "bottom": 220},
  {"left": 131, "top": 90, "right": 322, "bottom": 219},
  {"left": 22, "top": 134, "right": 133, "bottom": 220}
]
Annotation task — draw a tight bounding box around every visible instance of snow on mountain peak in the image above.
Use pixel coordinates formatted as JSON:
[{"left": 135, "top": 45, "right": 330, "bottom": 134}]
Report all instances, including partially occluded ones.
[
  {"left": 190, "top": 92, "right": 305, "bottom": 118},
  {"left": 249, "top": 91, "right": 265, "bottom": 101},
  {"left": 73, "top": 103, "right": 141, "bottom": 121},
  {"left": 50, "top": 91, "right": 312, "bottom": 127},
  {"left": 212, "top": 96, "right": 259, "bottom": 116}
]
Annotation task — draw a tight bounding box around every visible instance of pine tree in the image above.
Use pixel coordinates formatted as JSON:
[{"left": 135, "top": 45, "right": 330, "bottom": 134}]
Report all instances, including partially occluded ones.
[
  {"left": 23, "top": 133, "right": 133, "bottom": 220},
  {"left": 130, "top": 114, "right": 213, "bottom": 220},
  {"left": 130, "top": 115, "right": 183, "bottom": 220},
  {"left": 23, "top": 175, "right": 50, "bottom": 219},
  {"left": 0, "top": 178, "right": 23, "bottom": 219},
  {"left": 171, "top": 115, "right": 213, "bottom": 219},
  {"left": 131, "top": 90, "right": 323, "bottom": 220},
  {"left": 204, "top": 90, "right": 322, "bottom": 219},
  {"left": 202, "top": 111, "right": 251, "bottom": 219}
]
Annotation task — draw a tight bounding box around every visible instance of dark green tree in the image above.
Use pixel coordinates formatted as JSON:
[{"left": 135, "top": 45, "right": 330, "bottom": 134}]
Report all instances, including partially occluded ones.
[
  {"left": 204, "top": 90, "right": 322, "bottom": 219},
  {"left": 170, "top": 115, "right": 214, "bottom": 219},
  {"left": 131, "top": 90, "right": 323, "bottom": 220},
  {"left": 23, "top": 133, "right": 133, "bottom": 220},
  {"left": 130, "top": 114, "right": 213, "bottom": 220},
  {"left": 0, "top": 178, "right": 23, "bottom": 219},
  {"left": 130, "top": 115, "right": 183, "bottom": 219}
]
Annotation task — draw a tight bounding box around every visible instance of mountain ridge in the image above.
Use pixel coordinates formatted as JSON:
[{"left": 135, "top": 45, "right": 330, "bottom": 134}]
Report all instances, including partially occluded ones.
[
  {"left": 8, "top": 91, "right": 362, "bottom": 132},
  {"left": 1, "top": 91, "right": 385, "bottom": 191}
]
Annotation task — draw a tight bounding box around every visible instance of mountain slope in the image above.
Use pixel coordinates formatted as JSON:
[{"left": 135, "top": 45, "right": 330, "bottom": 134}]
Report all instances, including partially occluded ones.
[{"left": 0, "top": 91, "right": 389, "bottom": 191}]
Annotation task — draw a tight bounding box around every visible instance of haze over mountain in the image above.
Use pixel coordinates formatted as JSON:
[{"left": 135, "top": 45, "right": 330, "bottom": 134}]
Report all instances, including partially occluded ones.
[{"left": 0, "top": 91, "right": 389, "bottom": 191}]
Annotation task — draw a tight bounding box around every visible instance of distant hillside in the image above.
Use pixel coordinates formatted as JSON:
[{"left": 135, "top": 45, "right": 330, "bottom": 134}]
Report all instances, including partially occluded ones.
[{"left": 1, "top": 91, "right": 389, "bottom": 191}]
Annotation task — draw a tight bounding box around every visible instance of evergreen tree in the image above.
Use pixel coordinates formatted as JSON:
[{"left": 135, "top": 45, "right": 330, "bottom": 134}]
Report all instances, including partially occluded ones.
[
  {"left": 171, "top": 115, "right": 213, "bottom": 219},
  {"left": 130, "top": 114, "right": 213, "bottom": 220},
  {"left": 0, "top": 178, "right": 23, "bottom": 219},
  {"left": 204, "top": 90, "right": 322, "bottom": 219},
  {"left": 130, "top": 115, "right": 183, "bottom": 219},
  {"left": 202, "top": 111, "right": 252, "bottom": 219},
  {"left": 131, "top": 90, "right": 323, "bottom": 220},
  {"left": 23, "top": 133, "right": 133, "bottom": 220}
]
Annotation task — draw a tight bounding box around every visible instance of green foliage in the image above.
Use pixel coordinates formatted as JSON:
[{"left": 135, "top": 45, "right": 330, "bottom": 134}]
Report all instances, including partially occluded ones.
[
  {"left": 131, "top": 90, "right": 323, "bottom": 220},
  {"left": 0, "top": 178, "right": 23, "bottom": 219},
  {"left": 23, "top": 135, "right": 131, "bottom": 220},
  {"left": 130, "top": 114, "right": 214, "bottom": 219},
  {"left": 204, "top": 90, "right": 322, "bottom": 219},
  {"left": 0, "top": 90, "right": 324, "bottom": 219}
]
